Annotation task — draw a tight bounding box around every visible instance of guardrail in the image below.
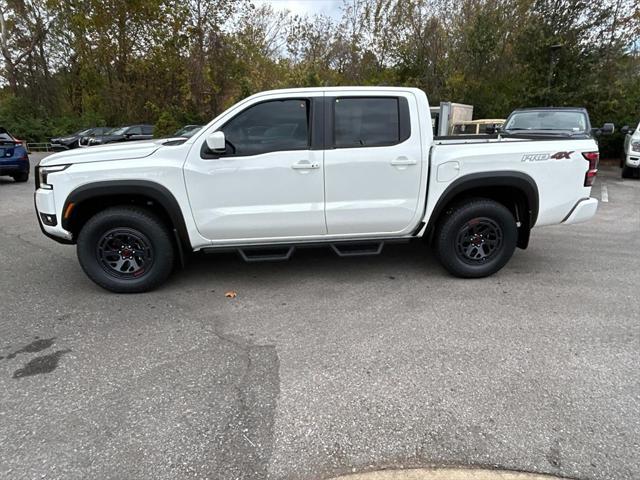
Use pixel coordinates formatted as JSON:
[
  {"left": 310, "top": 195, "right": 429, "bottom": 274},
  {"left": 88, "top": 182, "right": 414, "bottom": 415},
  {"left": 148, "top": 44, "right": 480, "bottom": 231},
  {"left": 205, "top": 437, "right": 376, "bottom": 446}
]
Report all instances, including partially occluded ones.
[{"left": 26, "top": 142, "right": 52, "bottom": 152}]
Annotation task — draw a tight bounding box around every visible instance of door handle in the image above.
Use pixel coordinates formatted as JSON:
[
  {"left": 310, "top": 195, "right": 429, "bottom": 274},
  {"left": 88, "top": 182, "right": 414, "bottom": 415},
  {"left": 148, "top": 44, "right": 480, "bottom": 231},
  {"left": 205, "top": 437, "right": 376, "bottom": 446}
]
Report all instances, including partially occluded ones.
[
  {"left": 291, "top": 160, "right": 320, "bottom": 170},
  {"left": 391, "top": 157, "right": 417, "bottom": 166}
]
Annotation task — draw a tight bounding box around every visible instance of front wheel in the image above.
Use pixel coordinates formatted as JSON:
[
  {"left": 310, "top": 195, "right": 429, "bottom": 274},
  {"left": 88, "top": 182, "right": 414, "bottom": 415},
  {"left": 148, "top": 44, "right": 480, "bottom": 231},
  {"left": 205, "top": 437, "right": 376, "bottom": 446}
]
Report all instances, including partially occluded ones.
[
  {"left": 76, "top": 207, "right": 175, "bottom": 293},
  {"left": 621, "top": 165, "right": 637, "bottom": 179},
  {"left": 434, "top": 199, "right": 518, "bottom": 278}
]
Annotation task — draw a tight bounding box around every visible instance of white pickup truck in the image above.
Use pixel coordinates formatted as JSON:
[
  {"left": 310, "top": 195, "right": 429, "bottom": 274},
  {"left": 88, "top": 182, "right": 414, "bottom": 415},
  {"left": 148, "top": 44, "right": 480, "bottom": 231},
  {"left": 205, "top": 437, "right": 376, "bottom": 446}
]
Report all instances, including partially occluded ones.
[
  {"left": 621, "top": 122, "right": 640, "bottom": 178},
  {"left": 35, "top": 87, "right": 600, "bottom": 293}
]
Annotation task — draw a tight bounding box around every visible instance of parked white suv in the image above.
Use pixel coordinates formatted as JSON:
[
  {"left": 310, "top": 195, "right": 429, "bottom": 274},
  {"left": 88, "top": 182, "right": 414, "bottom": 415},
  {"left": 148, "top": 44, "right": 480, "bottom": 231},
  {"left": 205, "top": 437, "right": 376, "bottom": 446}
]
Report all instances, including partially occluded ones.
[
  {"left": 35, "top": 87, "right": 601, "bottom": 292},
  {"left": 621, "top": 122, "right": 640, "bottom": 178}
]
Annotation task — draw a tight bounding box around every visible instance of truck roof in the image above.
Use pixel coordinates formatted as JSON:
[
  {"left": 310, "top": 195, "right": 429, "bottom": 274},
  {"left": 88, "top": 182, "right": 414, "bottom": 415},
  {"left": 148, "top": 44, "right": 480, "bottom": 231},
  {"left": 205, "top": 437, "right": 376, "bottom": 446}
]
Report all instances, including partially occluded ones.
[{"left": 249, "top": 86, "right": 426, "bottom": 96}]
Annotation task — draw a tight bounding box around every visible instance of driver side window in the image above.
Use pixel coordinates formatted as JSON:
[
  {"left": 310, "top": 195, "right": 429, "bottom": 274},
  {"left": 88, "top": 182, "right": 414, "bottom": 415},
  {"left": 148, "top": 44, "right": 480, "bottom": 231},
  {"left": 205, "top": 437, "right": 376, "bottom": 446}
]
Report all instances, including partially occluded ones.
[{"left": 221, "top": 98, "right": 310, "bottom": 156}]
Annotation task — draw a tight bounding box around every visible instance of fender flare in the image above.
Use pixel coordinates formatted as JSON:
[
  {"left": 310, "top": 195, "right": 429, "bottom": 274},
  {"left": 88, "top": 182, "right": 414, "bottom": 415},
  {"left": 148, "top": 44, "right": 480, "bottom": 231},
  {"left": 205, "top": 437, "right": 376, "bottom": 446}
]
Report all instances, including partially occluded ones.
[
  {"left": 62, "top": 180, "right": 191, "bottom": 249},
  {"left": 425, "top": 171, "right": 539, "bottom": 234}
]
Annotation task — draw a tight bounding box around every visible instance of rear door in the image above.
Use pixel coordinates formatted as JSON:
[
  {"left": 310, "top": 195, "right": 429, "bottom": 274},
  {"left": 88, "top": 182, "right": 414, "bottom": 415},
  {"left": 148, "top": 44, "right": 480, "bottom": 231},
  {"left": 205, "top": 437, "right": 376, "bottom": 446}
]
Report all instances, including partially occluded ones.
[{"left": 323, "top": 92, "right": 423, "bottom": 235}]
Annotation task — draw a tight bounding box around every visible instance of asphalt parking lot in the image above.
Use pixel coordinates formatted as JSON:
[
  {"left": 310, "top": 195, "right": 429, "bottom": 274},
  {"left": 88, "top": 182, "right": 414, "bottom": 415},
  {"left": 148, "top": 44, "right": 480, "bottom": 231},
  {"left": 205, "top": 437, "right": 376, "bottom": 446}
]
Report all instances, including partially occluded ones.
[{"left": 0, "top": 154, "right": 638, "bottom": 480}]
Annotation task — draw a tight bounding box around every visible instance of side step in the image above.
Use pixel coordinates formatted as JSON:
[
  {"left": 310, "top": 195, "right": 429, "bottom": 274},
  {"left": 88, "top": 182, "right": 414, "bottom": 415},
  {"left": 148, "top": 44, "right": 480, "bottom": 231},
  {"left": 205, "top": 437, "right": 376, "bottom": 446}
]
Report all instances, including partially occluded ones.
[
  {"left": 237, "top": 246, "right": 295, "bottom": 263},
  {"left": 230, "top": 240, "right": 390, "bottom": 263},
  {"left": 330, "top": 241, "right": 384, "bottom": 257}
]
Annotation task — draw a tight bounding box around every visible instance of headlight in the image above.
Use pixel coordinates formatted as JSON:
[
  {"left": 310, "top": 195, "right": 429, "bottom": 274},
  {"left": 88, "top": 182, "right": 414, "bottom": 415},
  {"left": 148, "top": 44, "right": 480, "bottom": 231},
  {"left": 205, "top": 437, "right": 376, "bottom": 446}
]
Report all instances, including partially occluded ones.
[
  {"left": 631, "top": 141, "right": 640, "bottom": 153},
  {"left": 37, "top": 165, "right": 70, "bottom": 190}
]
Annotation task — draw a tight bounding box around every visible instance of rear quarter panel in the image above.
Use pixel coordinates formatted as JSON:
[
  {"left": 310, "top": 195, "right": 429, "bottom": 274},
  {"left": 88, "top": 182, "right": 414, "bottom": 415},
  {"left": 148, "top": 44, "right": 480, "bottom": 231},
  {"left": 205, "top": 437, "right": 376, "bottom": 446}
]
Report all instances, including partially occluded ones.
[{"left": 426, "top": 138, "right": 597, "bottom": 227}]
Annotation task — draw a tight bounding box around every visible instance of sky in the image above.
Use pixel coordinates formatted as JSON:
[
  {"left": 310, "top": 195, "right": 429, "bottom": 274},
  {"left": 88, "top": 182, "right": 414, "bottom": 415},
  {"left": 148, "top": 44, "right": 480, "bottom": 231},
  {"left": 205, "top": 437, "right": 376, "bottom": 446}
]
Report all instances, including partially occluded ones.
[{"left": 253, "top": 0, "right": 344, "bottom": 20}]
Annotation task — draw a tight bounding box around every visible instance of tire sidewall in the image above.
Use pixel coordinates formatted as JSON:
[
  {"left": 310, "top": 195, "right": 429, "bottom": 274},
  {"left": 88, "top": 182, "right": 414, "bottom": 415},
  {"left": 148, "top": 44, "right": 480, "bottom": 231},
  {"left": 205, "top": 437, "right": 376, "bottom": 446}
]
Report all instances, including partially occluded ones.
[
  {"left": 77, "top": 208, "right": 174, "bottom": 293},
  {"left": 436, "top": 200, "right": 518, "bottom": 278}
]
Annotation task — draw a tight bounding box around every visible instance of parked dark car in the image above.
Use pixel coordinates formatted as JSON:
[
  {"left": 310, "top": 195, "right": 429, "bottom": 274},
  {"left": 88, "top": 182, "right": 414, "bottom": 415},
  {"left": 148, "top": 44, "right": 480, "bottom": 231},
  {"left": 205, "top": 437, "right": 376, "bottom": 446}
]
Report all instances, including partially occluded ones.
[
  {"left": 500, "top": 107, "right": 613, "bottom": 138},
  {"left": 173, "top": 125, "right": 203, "bottom": 138},
  {"left": 0, "top": 127, "right": 30, "bottom": 182},
  {"left": 87, "top": 124, "right": 154, "bottom": 146},
  {"left": 50, "top": 127, "right": 114, "bottom": 151},
  {"left": 77, "top": 127, "right": 115, "bottom": 148}
]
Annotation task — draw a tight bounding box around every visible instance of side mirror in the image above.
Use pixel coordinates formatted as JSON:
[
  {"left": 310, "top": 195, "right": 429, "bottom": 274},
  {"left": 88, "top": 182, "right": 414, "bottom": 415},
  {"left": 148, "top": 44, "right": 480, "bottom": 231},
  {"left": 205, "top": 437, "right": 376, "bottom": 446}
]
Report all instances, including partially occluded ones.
[
  {"left": 600, "top": 123, "right": 614, "bottom": 135},
  {"left": 484, "top": 125, "right": 496, "bottom": 134},
  {"left": 206, "top": 131, "right": 226, "bottom": 151},
  {"left": 620, "top": 125, "right": 631, "bottom": 135}
]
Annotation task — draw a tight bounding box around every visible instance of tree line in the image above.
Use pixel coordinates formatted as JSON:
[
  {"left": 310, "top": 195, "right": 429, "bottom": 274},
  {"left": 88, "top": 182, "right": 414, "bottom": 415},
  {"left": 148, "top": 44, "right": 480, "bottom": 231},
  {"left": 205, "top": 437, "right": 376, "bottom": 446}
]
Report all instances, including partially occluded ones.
[{"left": 0, "top": 0, "right": 638, "bottom": 157}]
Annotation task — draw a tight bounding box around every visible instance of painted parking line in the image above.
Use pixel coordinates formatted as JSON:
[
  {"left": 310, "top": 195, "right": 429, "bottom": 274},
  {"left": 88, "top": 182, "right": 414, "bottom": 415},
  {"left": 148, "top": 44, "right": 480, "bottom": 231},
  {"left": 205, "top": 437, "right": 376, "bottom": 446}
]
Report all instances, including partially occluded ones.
[
  {"left": 327, "top": 468, "right": 568, "bottom": 480},
  {"left": 601, "top": 184, "right": 609, "bottom": 203}
]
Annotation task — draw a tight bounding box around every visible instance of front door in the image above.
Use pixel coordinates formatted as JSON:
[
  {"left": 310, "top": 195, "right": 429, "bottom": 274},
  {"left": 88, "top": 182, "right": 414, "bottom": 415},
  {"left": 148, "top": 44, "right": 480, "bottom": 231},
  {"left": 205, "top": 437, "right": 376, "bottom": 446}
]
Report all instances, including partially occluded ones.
[{"left": 184, "top": 95, "right": 326, "bottom": 242}]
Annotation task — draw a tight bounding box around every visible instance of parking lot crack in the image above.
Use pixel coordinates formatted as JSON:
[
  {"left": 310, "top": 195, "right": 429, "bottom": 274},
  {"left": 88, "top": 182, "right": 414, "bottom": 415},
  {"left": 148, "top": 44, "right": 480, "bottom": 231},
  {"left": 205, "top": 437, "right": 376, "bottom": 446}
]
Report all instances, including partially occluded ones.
[{"left": 211, "top": 338, "right": 280, "bottom": 480}]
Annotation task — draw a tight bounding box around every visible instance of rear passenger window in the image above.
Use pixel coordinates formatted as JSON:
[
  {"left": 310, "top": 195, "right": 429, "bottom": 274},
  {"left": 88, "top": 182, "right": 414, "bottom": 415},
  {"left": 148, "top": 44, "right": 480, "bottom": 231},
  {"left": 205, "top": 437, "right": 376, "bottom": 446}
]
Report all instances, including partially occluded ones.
[{"left": 334, "top": 97, "right": 400, "bottom": 148}]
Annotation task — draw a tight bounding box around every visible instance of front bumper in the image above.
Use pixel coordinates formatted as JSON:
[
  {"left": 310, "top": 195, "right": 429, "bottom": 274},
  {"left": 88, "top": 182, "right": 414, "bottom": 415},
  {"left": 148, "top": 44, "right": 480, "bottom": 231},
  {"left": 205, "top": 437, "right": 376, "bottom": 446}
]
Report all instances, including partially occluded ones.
[
  {"left": 563, "top": 197, "right": 598, "bottom": 225},
  {"left": 625, "top": 154, "right": 639, "bottom": 168},
  {"left": 34, "top": 188, "right": 74, "bottom": 243}
]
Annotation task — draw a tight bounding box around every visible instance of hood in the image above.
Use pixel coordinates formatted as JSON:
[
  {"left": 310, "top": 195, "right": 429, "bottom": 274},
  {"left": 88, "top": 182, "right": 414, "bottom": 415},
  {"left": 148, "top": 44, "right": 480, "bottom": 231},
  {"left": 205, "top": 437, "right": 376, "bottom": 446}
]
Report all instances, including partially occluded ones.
[{"left": 39, "top": 139, "right": 166, "bottom": 167}]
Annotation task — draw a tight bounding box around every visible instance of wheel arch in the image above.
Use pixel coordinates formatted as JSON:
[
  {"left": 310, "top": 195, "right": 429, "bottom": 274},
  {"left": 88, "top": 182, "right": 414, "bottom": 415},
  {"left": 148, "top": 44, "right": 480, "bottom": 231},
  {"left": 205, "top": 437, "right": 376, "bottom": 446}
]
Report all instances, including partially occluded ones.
[
  {"left": 425, "top": 171, "right": 539, "bottom": 249},
  {"left": 62, "top": 180, "right": 191, "bottom": 253}
]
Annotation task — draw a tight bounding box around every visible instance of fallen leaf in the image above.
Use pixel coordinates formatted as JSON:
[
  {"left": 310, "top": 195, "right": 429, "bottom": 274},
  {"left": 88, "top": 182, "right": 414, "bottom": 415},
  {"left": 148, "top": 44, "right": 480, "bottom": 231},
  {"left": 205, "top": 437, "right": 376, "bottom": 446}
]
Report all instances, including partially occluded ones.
[{"left": 225, "top": 291, "right": 237, "bottom": 299}]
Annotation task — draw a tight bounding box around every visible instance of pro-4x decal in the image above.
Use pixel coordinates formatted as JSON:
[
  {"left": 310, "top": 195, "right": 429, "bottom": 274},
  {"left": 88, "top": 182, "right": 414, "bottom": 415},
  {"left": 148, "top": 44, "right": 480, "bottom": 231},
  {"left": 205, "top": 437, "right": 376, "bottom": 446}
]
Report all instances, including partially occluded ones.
[
  {"left": 522, "top": 151, "right": 574, "bottom": 162},
  {"left": 550, "top": 151, "right": 574, "bottom": 159}
]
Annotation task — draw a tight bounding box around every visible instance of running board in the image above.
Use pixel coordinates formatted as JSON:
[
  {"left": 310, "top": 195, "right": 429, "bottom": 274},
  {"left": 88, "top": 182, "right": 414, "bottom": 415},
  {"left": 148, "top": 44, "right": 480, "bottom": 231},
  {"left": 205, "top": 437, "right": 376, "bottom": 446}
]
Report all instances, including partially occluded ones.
[
  {"left": 330, "top": 241, "right": 384, "bottom": 257},
  {"left": 237, "top": 246, "right": 295, "bottom": 263},
  {"left": 201, "top": 237, "right": 411, "bottom": 263}
]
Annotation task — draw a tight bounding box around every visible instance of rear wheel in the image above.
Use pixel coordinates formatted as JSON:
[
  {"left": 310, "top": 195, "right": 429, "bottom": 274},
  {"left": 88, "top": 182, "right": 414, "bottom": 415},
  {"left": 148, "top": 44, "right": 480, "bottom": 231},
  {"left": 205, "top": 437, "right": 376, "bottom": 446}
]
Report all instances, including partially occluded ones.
[
  {"left": 434, "top": 199, "right": 518, "bottom": 278},
  {"left": 77, "top": 207, "right": 174, "bottom": 293},
  {"left": 12, "top": 172, "right": 28, "bottom": 182}
]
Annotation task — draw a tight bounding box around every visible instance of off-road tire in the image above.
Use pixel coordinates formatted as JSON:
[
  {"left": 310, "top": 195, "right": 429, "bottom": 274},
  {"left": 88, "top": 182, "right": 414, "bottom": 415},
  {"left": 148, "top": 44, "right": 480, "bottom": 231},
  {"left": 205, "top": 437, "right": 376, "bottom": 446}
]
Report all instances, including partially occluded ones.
[
  {"left": 434, "top": 198, "right": 518, "bottom": 278},
  {"left": 77, "top": 206, "right": 174, "bottom": 293}
]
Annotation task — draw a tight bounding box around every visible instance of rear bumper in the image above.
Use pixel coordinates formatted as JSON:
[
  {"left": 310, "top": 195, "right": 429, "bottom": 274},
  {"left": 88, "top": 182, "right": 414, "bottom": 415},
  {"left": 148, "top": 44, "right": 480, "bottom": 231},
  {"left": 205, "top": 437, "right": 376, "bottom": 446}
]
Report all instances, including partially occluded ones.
[
  {"left": 563, "top": 197, "right": 598, "bottom": 225},
  {"left": 0, "top": 158, "right": 29, "bottom": 174}
]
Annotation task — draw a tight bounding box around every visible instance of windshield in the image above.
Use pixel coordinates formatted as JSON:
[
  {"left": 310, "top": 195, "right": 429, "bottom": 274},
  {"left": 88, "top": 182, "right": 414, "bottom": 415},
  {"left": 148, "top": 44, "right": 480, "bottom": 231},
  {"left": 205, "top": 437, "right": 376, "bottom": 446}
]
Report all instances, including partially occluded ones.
[{"left": 504, "top": 111, "right": 588, "bottom": 132}]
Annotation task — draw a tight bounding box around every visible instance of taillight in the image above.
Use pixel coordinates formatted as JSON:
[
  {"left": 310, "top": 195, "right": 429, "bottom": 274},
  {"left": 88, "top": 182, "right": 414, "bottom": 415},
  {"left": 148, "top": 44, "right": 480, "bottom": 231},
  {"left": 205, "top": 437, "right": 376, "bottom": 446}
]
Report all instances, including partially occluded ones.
[{"left": 582, "top": 151, "right": 599, "bottom": 186}]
